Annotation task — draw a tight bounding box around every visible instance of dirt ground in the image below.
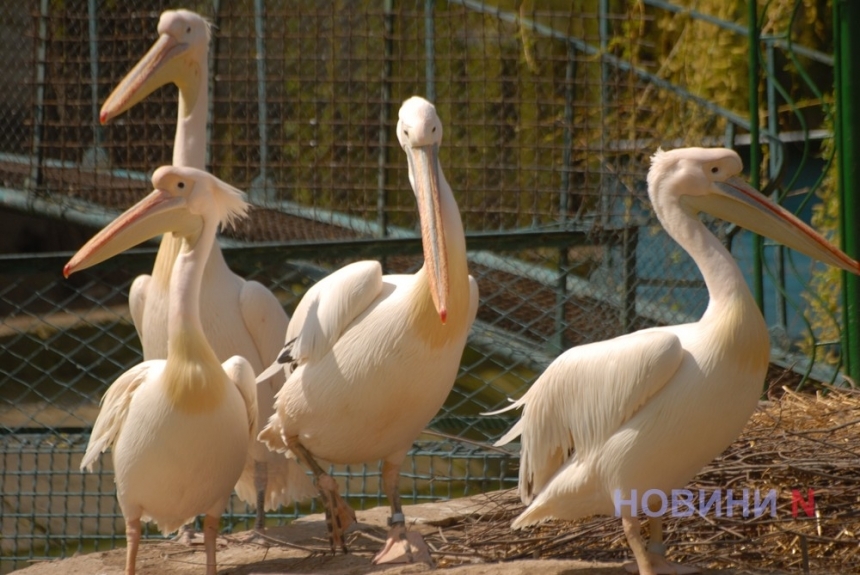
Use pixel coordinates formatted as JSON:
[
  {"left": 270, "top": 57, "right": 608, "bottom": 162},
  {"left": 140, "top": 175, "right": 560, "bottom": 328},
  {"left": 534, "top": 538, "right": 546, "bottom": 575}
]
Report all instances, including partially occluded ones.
[
  {"left": 12, "top": 381, "right": 857, "bottom": 575},
  {"left": 10, "top": 495, "right": 740, "bottom": 575}
]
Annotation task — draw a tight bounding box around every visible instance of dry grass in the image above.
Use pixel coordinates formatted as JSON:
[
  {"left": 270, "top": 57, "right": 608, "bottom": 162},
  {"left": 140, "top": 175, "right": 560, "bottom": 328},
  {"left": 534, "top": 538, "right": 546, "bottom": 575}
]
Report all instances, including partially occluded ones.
[{"left": 420, "top": 381, "right": 860, "bottom": 574}]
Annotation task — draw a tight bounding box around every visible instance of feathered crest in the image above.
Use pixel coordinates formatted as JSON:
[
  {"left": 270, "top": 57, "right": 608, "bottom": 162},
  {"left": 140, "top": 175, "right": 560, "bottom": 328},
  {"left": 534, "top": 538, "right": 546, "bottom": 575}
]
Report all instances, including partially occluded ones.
[
  {"left": 211, "top": 175, "right": 251, "bottom": 231},
  {"left": 647, "top": 147, "right": 670, "bottom": 190}
]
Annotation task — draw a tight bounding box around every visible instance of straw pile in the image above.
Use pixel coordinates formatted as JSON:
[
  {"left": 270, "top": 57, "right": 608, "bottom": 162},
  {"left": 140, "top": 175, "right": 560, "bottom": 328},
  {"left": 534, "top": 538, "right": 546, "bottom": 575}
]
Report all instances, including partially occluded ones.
[{"left": 421, "top": 372, "right": 860, "bottom": 574}]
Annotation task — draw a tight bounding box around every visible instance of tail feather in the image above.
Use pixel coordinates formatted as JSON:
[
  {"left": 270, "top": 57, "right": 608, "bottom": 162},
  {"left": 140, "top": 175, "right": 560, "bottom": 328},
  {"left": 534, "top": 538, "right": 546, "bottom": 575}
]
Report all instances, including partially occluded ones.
[
  {"left": 511, "top": 504, "right": 553, "bottom": 530},
  {"left": 234, "top": 456, "right": 314, "bottom": 510},
  {"left": 255, "top": 360, "right": 284, "bottom": 385},
  {"left": 494, "top": 418, "right": 524, "bottom": 447}
]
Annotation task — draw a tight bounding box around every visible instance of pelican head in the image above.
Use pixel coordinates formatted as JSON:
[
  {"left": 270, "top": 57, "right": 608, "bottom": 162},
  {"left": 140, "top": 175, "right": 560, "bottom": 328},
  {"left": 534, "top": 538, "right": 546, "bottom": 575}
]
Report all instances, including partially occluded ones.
[
  {"left": 64, "top": 166, "right": 248, "bottom": 278},
  {"left": 100, "top": 10, "right": 211, "bottom": 124},
  {"left": 397, "top": 96, "right": 449, "bottom": 323},
  {"left": 648, "top": 147, "right": 860, "bottom": 274}
]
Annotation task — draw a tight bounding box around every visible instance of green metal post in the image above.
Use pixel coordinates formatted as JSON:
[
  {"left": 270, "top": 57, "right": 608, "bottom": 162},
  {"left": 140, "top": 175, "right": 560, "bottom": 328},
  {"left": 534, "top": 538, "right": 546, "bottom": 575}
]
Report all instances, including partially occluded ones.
[
  {"left": 748, "top": 1, "right": 763, "bottom": 312},
  {"left": 834, "top": 0, "right": 860, "bottom": 382},
  {"left": 424, "top": 0, "right": 436, "bottom": 103},
  {"left": 552, "top": 42, "right": 576, "bottom": 355},
  {"left": 377, "top": 0, "right": 394, "bottom": 238}
]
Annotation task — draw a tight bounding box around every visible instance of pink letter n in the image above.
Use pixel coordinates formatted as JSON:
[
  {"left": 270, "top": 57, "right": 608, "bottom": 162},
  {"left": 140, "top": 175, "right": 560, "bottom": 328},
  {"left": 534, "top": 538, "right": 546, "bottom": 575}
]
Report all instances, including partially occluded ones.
[{"left": 791, "top": 489, "right": 815, "bottom": 518}]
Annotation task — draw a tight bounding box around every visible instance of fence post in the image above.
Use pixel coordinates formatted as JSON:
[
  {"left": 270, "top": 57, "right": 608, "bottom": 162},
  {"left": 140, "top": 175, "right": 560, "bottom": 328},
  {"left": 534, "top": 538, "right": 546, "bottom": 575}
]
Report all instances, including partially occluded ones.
[
  {"left": 765, "top": 39, "right": 787, "bottom": 334},
  {"left": 552, "top": 42, "right": 576, "bottom": 354},
  {"left": 250, "top": 0, "right": 275, "bottom": 204},
  {"left": 424, "top": 0, "right": 436, "bottom": 103},
  {"left": 747, "top": 1, "right": 763, "bottom": 313},
  {"left": 377, "top": 0, "right": 394, "bottom": 238},
  {"left": 29, "top": 0, "right": 49, "bottom": 191},
  {"left": 207, "top": 0, "right": 222, "bottom": 169},
  {"left": 86, "top": 0, "right": 104, "bottom": 163},
  {"left": 834, "top": 0, "right": 860, "bottom": 383}
]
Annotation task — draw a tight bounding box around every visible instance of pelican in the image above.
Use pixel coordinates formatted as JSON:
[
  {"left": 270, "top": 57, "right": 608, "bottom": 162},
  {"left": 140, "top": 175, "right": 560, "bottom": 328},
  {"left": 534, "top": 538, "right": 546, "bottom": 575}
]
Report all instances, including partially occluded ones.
[
  {"left": 99, "top": 9, "right": 313, "bottom": 530},
  {"left": 73, "top": 166, "right": 260, "bottom": 575},
  {"left": 256, "top": 96, "right": 479, "bottom": 563},
  {"left": 491, "top": 147, "right": 860, "bottom": 575}
]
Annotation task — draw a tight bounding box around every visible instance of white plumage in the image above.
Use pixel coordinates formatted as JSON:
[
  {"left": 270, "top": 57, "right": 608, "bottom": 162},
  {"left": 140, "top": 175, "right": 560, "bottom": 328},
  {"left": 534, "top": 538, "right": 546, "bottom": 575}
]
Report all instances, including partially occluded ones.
[
  {"left": 258, "top": 96, "right": 479, "bottom": 563},
  {"left": 97, "top": 8, "right": 313, "bottom": 526},
  {"left": 74, "top": 166, "right": 262, "bottom": 575},
  {"left": 493, "top": 147, "right": 860, "bottom": 575}
]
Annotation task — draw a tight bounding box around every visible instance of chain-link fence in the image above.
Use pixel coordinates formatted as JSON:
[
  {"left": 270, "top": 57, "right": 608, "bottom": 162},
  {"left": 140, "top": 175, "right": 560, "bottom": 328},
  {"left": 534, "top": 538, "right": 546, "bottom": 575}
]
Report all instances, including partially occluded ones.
[{"left": 0, "top": 1, "right": 847, "bottom": 572}]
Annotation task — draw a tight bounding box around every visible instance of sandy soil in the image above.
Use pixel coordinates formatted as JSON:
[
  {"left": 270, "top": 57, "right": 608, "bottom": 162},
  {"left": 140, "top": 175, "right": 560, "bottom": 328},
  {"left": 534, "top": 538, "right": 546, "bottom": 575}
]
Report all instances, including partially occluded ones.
[{"left": 9, "top": 495, "right": 742, "bottom": 575}]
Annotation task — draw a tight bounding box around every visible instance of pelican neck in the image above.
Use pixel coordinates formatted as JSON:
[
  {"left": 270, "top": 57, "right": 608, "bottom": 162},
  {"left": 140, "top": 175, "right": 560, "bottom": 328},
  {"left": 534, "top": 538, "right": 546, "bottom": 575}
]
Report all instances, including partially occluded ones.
[
  {"left": 167, "top": 219, "right": 218, "bottom": 355},
  {"left": 155, "top": 51, "right": 223, "bottom": 287},
  {"left": 659, "top": 201, "right": 754, "bottom": 315}
]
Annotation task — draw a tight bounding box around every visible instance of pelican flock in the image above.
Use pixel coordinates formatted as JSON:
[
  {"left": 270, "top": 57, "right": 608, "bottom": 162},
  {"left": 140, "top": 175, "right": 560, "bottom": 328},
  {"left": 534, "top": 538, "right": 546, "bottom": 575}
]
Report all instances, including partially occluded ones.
[
  {"left": 98, "top": 9, "right": 313, "bottom": 532},
  {"left": 491, "top": 147, "right": 860, "bottom": 575},
  {"left": 57, "top": 7, "right": 860, "bottom": 575},
  {"left": 71, "top": 167, "right": 260, "bottom": 575},
  {"left": 256, "top": 96, "right": 479, "bottom": 563}
]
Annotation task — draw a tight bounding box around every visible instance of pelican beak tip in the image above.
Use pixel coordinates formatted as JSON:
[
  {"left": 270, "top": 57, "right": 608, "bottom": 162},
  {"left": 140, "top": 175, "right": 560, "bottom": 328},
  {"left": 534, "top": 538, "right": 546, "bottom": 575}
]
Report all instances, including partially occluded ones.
[
  {"left": 439, "top": 308, "right": 448, "bottom": 325},
  {"left": 99, "top": 110, "right": 108, "bottom": 125},
  {"left": 62, "top": 263, "right": 72, "bottom": 279}
]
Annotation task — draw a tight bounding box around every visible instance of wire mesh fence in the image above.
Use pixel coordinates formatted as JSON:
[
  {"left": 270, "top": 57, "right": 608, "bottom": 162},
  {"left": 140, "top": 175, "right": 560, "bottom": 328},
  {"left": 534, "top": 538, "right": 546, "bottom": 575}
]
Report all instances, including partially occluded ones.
[{"left": 0, "top": 0, "right": 847, "bottom": 572}]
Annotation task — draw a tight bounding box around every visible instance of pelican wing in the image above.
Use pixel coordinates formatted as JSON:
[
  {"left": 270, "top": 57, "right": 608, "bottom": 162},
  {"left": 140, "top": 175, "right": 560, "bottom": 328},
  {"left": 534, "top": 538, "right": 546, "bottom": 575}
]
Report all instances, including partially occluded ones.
[
  {"left": 494, "top": 330, "right": 683, "bottom": 504},
  {"left": 222, "top": 356, "right": 258, "bottom": 438},
  {"left": 238, "top": 279, "right": 289, "bottom": 385},
  {"left": 128, "top": 274, "right": 150, "bottom": 343},
  {"left": 257, "top": 260, "right": 382, "bottom": 382},
  {"left": 81, "top": 362, "right": 153, "bottom": 472}
]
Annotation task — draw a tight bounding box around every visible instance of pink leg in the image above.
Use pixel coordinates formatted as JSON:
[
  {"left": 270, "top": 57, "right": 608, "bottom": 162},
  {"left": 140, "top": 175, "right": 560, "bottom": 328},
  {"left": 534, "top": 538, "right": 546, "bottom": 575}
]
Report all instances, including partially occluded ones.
[
  {"left": 203, "top": 514, "right": 219, "bottom": 575},
  {"left": 173, "top": 523, "right": 201, "bottom": 545},
  {"left": 621, "top": 516, "right": 700, "bottom": 575},
  {"left": 289, "top": 439, "right": 355, "bottom": 554},
  {"left": 254, "top": 460, "right": 268, "bottom": 532},
  {"left": 124, "top": 517, "right": 141, "bottom": 575},
  {"left": 371, "top": 460, "right": 433, "bottom": 565}
]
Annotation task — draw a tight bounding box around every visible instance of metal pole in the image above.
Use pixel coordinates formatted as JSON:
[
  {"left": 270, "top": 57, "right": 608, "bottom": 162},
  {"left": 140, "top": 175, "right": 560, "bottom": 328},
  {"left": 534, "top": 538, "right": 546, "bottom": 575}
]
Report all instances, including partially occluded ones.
[
  {"left": 424, "top": 0, "right": 435, "bottom": 103},
  {"left": 766, "top": 40, "right": 787, "bottom": 332},
  {"left": 377, "top": 0, "right": 394, "bottom": 238},
  {"left": 251, "top": 0, "right": 274, "bottom": 203},
  {"left": 552, "top": 42, "right": 576, "bottom": 354},
  {"left": 29, "top": 0, "right": 49, "bottom": 191},
  {"left": 598, "top": 0, "right": 609, "bottom": 226},
  {"left": 207, "top": 0, "right": 222, "bottom": 169},
  {"left": 834, "top": 0, "right": 860, "bottom": 382},
  {"left": 81, "top": 0, "right": 109, "bottom": 168},
  {"left": 748, "top": 1, "right": 764, "bottom": 312},
  {"left": 87, "top": 0, "right": 102, "bottom": 148}
]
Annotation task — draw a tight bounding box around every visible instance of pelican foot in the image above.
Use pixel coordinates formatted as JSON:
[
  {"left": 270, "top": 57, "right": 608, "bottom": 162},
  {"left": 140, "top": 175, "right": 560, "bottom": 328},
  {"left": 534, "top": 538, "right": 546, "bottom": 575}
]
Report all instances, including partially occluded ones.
[
  {"left": 372, "top": 522, "right": 433, "bottom": 565},
  {"left": 316, "top": 473, "right": 356, "bottom": 554},
  {"left": 172, "top": 525, "right": 204, "bottom": 546},
  {"left": 232, "top": 529, "right": 272, "bottom": 547},
  {"left": 623, "top": 555, "right": 701, "bottom": 575}
]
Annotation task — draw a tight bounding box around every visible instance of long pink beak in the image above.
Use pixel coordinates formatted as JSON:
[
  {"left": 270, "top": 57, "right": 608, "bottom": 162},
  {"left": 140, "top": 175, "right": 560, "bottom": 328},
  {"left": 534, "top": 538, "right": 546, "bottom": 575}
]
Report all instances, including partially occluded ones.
[
  {"left": 100, "top": 33, "right": 189, "bottom": 124},
  {"left": 64, "top": 190, "right": 194, "bottom": 278},
  {"left": 688, "top": 177, "right": 860, "bottom": 274},
  {"left": 407, "top": 143, "right": 449, "bottom": 324}
]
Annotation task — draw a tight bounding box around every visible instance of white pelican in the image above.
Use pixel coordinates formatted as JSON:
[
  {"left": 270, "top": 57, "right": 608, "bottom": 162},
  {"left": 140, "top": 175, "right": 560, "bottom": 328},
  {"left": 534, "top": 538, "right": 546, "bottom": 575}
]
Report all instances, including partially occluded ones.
[
  {"left": 491, "top": 147, "right": 860, "bottom": 575},
  {"left": 73, "top": 166, "right": 260, "bottom": 575},
  {"left": 256, "top": 96, "right": 479, "bottom": 563},
  {"left": 99, "top": 9, "right": 313, "bottom": 530}
]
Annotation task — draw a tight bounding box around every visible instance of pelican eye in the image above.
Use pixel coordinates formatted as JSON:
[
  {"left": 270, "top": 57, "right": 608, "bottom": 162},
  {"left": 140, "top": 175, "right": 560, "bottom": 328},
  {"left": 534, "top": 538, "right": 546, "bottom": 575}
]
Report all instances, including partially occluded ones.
[
  {"left": 186, "top": 26, "right": 191, "bottom": 33},
  {"left": 178, "top": 181, "right": 186, "bottom": 189},
  {"left": 432, "top": 126, "right": 436, "bottom": 133},
  {"left": 710, "top": 166, "right": 719, "bottom": 174}
]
